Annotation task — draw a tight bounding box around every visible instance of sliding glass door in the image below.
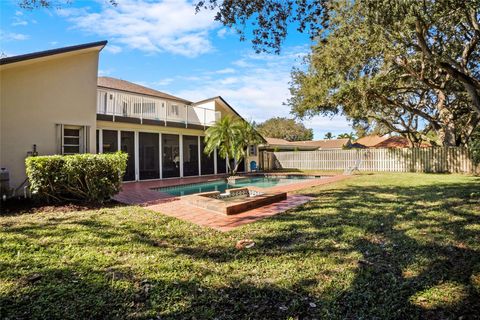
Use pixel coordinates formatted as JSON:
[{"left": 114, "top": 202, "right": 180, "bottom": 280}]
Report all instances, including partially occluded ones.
[
  {"left": 120, "top": 131, "right": 135, "bottom": 181},
  {"left": 183, "top": 135, "right": 199, "bottom": 176},
  {"left": 102, "top": 130, "right": 118, "bottom": 153},
  {"left": 162, "top": 134, "right": 180, "bottom": 178},
  {"left": 216, "top": 152, "right": 227, "bottom": 174},
  {"left": 139, "top": 132, "right": 159, "bottom": 180},
  {"left": 200, "top": 138, "right": 215, "bottom": 175}
]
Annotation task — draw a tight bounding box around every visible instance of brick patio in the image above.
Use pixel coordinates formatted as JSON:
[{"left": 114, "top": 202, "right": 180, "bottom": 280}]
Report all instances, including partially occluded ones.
[
  {"left": 146, "top": 194, "right": 314, "bottom": 232},
  {"left": 114, "top": 174, "right": 351, "bottom": 231}
]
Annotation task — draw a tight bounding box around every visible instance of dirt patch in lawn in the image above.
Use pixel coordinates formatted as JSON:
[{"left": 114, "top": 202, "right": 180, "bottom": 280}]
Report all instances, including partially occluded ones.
[{"left": 0, "top": 198, "right": 124, "bottom": 216}]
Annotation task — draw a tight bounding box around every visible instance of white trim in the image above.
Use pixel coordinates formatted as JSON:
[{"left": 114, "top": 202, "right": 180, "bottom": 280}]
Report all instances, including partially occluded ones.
[
  {"left": 96, "top": 125, "right": 206, "bottom": 136},
  {"left": 214, "top": 147, "right": 217, "bottom": 174},
  {"left": 134, "top": 131, "right": 139, "bottom": 181},
  {"left": 116, "top": 130, "right": 121, "bottom": 152},
  {"left": 179, "top": 134, "right": 184, "bottom": 177},
  {"left": 98, "top": 129, "right": 103, "bottom": 153},
  {"left": 159, "top": 132, "right": 163, "bottom": 180},
  {"left": 198, "top": 135, "right": 202, "bottom": 176}
]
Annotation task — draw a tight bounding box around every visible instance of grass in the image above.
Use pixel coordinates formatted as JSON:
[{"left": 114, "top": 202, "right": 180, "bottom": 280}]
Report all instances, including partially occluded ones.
[{"left": 1, "top": 173, "right": 479, "bottom": 319}]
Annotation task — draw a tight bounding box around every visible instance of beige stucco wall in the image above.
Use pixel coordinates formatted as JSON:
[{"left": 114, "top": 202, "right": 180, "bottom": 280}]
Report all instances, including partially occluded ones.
[{"left": 0, "top": 50, "right": 100, "bottom": 190}]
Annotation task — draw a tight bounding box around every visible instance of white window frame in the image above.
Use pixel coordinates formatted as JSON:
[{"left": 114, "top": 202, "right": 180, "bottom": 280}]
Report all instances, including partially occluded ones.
[{"left": 59, "top": 124, "right": 88, "bottom": 155}]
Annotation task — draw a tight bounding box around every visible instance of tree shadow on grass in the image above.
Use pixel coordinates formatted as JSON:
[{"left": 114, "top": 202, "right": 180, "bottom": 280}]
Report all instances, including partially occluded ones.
[
  {"left": 1, "top": 177, "right": 479, "bottom": 319},
  {"left": 149, "top": 179, "right": 480, "bottom": 319}
]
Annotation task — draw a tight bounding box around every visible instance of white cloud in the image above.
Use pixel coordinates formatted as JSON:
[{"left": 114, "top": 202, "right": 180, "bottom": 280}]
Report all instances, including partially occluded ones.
[
  {"left": 105, "top": 45, "right": 122, "bottom": 54},
  {"left": 98, "top": 69, "right": 113, "bottom": 76},
  {"left": 174, "top": 46, "right": 351, "bottom": 139},
  {"left": 49, "top": 41, "right": 59, "bottom": 46},
  {"left": 0, "top": 31, "right": 29, "bottom": 41},
  {"left": 12, "top": 18, "right": 28, "bottom": 26},
  {"left": 58, "top": 0, "right": 218, "bottom": 57},
  {"left": 154, "top": 78, "right": 175, "bottom": 86},
  {"left": 217, "top": 28, "right": 228, "bottom": 38},
  {"left": 214, "top": 68, "right": 235, "bottom": 74}
]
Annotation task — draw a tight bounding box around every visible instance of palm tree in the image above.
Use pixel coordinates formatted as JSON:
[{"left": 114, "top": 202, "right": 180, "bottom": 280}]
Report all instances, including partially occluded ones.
[
  {"left": 337, "top": 132, "right": 355, "bottom": 140},
  {"left": 324, "top": 132, "right": 335, "bottom": 140},
  {"left": 204, "top": 115, "right": 262, "bottom": 175}
]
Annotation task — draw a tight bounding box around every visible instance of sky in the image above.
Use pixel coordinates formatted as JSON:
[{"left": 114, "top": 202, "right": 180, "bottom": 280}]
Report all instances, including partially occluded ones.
[{"left": 0, "top": 0, "right": 351, "bottom": 139}]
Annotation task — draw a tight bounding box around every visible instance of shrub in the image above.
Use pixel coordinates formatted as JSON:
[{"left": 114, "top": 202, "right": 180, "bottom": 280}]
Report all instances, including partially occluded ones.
[{"left": 26, "top": 152, "right": 127, "bottom": 202}]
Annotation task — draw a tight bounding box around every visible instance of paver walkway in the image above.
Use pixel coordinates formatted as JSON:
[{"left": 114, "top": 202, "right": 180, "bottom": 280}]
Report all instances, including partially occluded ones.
[
  {"left": 146, "top": 194, "right": 313, "bottom": 232},
  {"left": 114, "top": 174, "right": 351, "bottom": 231}
]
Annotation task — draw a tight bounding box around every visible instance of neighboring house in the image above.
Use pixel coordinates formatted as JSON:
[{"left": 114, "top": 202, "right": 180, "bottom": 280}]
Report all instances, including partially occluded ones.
[
  {"left": 353, "top": 135, "right": 389, "bottom": 148},
  {"left": 261, "top": 137, "right": 352, "bottom": 151},
  {"left": 354, "top": 135, "right": 430, "bottom": 148},
  {"left": 0, "top": 41, "right": 260, "bottom": 192}
]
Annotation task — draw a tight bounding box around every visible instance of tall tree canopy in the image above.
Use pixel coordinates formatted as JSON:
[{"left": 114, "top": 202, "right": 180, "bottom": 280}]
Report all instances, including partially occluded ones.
[
  {"left": 195, "top": 0, "right": 480, "bottom": 146},
  {"left": 256, "top": 117, "right": 313, "bottom": 141},
  {"left": 288, "top": 1, "right": 479, "bottom": 146}
]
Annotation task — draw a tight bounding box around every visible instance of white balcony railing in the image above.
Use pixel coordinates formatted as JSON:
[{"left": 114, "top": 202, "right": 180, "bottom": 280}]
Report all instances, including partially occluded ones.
[{"left": 97, "top": 90, "right": 220, "bottom": 127}]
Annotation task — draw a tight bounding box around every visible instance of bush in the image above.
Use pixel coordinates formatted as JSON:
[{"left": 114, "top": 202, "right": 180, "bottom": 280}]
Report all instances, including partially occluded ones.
[{"left": 26, "top": 152, "right": 127, "bottom": 202}]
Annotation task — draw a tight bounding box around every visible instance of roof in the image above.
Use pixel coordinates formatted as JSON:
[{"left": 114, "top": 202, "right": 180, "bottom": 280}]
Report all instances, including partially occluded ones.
[
  {"left": 355, "top": 135, "right": 430, "bottom": 148},
  {"left": 263, "top": 137, "right": 350, "bottom": 149},
  {"left": 374, "top": 136, "right": 431, "bottom": 148},
  {"left": 98, "top": 77, "right": 192, "bottom": 104},
  {"left": 265, "top": 137, "right": 290, "bottom": 145},
  {"left": 291, "top": 139, "right": 351, "bottom": 149},
  {"left": 374, "top": 136, "right": 412, "bottom": 148},
  {"left": 355, "top": 135, "right": 389, "bottom": 147},
  {"left": 194, "top": 96, "right": 244, "bottom": 120},
  {"left": 0, "top": 40, "right": 108, "bottom": 66}
]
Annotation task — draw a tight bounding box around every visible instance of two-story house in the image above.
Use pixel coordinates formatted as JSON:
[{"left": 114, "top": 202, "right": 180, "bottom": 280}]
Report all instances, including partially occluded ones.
[{"left": 0, "top": 41, "right": 259, "bottom": 194}]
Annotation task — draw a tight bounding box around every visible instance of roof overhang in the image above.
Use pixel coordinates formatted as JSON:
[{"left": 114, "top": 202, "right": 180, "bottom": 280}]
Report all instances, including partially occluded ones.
[
  {"left": 194, "top": 96, "right": 267, "bottom": 143},
  {"left": 0, "top": 40, "right": 108, "bottom": 71}
]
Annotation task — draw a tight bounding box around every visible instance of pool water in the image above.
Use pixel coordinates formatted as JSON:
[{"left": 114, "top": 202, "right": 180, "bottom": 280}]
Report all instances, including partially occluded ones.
[{"left": 157, "top": 176, "right": 318, "bottom": 197}]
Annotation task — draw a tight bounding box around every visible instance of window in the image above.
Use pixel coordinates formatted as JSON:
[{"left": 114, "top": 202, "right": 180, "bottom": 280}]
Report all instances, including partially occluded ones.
[
  {"left": 143, "top": 102, "right": 156, "bottom": 114},
  {"left": 133, "top": 102, "right": 156, "bottom": 115},
  {"left": 60, "top": 125, "right": 87, "bottom": 155},
  {"left": 169, "top": 104, "right": 179, "bottom": 117},
  {"left": 249, "top": 145, "right": 257, "bottom": 156}
]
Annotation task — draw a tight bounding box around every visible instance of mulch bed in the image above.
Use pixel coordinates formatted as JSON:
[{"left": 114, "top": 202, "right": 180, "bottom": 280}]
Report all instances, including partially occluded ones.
[{"left": 0, "top": 198, "right": 123, "bottom": 216}]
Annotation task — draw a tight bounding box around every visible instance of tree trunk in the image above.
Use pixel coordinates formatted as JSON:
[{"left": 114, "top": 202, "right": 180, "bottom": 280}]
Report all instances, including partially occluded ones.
[{"left": 436, "top": 90, "right": 458, "bottom": 146}]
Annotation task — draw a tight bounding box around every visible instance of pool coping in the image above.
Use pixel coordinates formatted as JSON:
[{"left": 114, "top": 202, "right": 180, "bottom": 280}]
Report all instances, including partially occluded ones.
[
  {"left": 152, "top": 174, "right": 327, "bottom": 196},
  {"left": 113, "top": 174, "right": 352, "bottom": 231},
  {"left": 114, "top": 173, "right": 346, "bottom": 206}
]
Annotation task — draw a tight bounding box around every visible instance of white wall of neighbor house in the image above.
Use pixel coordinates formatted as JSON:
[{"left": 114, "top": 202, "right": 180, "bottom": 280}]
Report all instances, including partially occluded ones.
[{"left": 0, "top": 50, "right": 100, "bottom": 190}]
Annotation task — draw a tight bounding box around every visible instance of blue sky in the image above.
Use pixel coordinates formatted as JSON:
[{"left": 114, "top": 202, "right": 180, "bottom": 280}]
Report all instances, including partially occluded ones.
[{"left": 0, "top": 0, "right": 351, "bottom": 139}]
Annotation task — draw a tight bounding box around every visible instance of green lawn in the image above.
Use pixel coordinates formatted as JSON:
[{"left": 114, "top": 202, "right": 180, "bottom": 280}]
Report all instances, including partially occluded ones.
[{"left": 1, "top": 173, "right": 479, "bottom": 319}]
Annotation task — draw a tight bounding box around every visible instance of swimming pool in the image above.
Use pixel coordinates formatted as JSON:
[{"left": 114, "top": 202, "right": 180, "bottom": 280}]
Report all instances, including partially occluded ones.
[{"left": 156, "top": 175, "right": 319, "bottom": 196}]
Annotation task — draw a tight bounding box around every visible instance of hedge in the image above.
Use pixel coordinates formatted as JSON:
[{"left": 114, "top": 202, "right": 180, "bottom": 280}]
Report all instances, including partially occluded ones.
[{"left": 25, "top": 152, "right": 127, "bottom": 202}]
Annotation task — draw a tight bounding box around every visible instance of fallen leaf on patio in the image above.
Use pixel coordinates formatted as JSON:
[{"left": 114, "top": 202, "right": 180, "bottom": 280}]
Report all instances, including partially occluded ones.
[{"left": 235, "top": 239, "right": 255, "bottom": 250}]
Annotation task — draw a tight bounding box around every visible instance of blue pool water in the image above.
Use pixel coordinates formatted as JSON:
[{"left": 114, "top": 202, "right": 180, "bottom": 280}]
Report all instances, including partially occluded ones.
[{"left": 157, "top": 175, "right": 319, "bottom": 196}]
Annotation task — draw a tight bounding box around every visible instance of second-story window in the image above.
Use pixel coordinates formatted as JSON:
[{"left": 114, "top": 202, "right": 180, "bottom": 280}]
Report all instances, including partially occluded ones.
[{"left": 169, "top": 104, "right": 179, "bottom": 117}]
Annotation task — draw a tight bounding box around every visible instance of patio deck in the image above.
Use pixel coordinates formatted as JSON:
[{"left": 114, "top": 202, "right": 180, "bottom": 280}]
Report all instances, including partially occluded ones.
[{"left": 114, "top": 174, "right": 351, "bottom": 231}]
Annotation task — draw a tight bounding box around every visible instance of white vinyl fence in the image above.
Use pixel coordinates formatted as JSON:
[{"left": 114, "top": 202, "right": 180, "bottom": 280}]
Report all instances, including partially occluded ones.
[{"left": 262, "top": 147, "right": 476, "bottom": 173}]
